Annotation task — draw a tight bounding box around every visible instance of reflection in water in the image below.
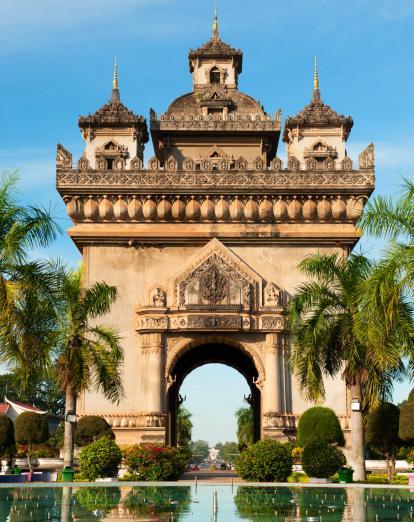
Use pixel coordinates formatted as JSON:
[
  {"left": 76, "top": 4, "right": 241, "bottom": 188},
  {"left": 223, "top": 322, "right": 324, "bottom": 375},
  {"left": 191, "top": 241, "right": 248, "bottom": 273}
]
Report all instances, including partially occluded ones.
[
  {"left": 123, "top": 486, "right": 191, "bottom": 520},
  {"left": 234, "top": 486, "right": 347, "bottom": 521},
  {"left": 0, "top": 485, "right": 413, "bottom": 521}
]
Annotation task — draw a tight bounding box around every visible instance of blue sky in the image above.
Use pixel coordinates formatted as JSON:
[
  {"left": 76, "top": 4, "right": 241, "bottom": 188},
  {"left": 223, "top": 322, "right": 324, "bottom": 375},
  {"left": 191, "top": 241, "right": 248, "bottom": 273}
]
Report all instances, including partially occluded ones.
[{"left": 0, "top": 0, "right": 413, "bottom": 444}]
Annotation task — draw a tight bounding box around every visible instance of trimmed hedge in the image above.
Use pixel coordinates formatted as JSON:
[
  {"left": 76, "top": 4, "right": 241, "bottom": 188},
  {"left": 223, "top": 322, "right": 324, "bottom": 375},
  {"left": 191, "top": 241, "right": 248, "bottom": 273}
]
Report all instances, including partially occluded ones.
[
  {"left": 235, "top": 440, "right": 293, "bottom": 482},
  {"left": 76, "top": 416, "right": 114, "bottom": 447},
  {"left": 399, "top": 400, "right": 414, "bottom": 442},
  {"left": 297, "top": 407, "right": 345, "bottom": 447},
  {"left": 0, "top": 415, "right": 15, "bottom": 460},
  {"left": 79, "top": 437, "right": 122, "bottom": 480},
  {"left": 123, "top": 445, "right": 188, "bottom": 481},
  {"left": 302, "top": 441, "right": 346, "bottom": 479}
]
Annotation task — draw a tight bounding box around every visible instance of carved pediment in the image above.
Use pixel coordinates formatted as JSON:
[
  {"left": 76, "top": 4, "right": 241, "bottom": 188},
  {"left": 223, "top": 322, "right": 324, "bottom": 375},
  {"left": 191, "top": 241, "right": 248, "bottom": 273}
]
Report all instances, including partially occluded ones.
[{"left": 171, "top": 238, "right": 262, "bottom": 311}]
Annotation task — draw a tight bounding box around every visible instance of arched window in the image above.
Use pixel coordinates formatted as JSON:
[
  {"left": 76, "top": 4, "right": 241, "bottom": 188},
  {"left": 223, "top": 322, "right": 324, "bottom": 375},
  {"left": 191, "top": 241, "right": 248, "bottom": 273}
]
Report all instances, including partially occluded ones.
[{"left": 210, "top": 67, "right": 221, "bottom": 84}]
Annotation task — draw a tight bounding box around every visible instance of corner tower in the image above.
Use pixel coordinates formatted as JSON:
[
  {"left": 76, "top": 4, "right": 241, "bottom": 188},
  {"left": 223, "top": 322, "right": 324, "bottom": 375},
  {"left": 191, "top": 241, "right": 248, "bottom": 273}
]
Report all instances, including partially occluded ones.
[{"left": 77, "top": 61, "right": 148, "bottom": 170}]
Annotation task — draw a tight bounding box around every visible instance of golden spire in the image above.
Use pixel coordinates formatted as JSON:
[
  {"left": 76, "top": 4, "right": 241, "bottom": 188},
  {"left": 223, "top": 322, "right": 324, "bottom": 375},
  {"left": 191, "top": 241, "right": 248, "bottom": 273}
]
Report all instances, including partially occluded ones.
[
  {"left": 313, "top": 56, "right": 319, "bottom": 91},
  {"left": 312, "top": 56, "right": 321, "bottom": 102},
  {"left": 111, "top": 56, "right": 120, "bottom": 102},
  {"left": 113, "top": 56, "right": 118, "bottom": 90},
  {"left": 212, "top": 1, "right": 219, "bottom": 38}
]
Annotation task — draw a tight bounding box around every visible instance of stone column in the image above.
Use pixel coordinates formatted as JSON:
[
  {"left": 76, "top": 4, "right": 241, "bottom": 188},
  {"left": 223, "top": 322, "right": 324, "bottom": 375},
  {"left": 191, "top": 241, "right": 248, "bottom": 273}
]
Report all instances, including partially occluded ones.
[
  {"left": 141, "top": 332, "right": 165, "bottom": 413},
  {"left": 263, "top": 333, "right": 281, "bottom": 414}
]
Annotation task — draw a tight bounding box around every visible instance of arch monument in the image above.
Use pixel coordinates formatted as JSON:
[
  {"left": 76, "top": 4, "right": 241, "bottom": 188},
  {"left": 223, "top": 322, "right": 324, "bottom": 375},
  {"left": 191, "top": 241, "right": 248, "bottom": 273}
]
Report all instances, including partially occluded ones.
[{"left": 56, "top": 16, "right": 374, "bottom": 445}]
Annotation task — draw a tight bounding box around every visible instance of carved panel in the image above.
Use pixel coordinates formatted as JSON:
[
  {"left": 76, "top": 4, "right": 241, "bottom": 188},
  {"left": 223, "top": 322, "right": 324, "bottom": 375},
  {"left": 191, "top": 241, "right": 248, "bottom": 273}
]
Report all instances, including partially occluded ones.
[
  {"left": 359, "top": 143, "right": 374, "bottom": 169},
  {"left": 56, "top": 144, "right": 72, "bottom": 169}
]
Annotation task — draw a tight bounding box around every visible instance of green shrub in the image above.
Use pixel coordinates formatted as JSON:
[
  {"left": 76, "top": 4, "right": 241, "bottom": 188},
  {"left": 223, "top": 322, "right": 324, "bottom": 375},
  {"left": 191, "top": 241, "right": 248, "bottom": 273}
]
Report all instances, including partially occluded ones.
[
  {"left": 366, "top": 473, "right": 389, "bottom": 484},
  {"left": 399, "top": 401, "right": 414, "bottom": 443},
  {"left": 79, "top": 437, "right": 122, "bottom": 480},
  {"left": 302, "top": 441, "right": 346, "bottom": 479},
  {"left": 297, "top": 407, "right": 345, "bottom": 447},
  {"left": 14, "top": 412, "right": 49, "bottom": 471},
  {"left": 123, "top": 445, "right": 187, "bottom": 481},
  {"left": 235, "top": 440, "right": 293, "bottom": 482},
  {"left": 76, "top": 416, "right": 114, "bottom": 447},
  {"left": 0, "top": 415, "right": 15, "bottom": 464}
]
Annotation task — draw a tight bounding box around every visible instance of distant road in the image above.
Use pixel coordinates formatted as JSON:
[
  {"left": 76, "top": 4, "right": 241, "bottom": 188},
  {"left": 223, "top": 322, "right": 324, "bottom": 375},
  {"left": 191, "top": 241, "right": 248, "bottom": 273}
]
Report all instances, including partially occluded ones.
[{"left": 180, "top": 469, "right": 241, "bottom": 482}]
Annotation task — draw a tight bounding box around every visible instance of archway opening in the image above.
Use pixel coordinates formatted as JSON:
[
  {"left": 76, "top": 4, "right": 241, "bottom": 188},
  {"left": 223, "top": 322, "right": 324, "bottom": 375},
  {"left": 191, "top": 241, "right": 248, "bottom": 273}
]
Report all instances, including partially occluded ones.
[{"left": 166, "top": 342, "right": 261, "bottom": 447}]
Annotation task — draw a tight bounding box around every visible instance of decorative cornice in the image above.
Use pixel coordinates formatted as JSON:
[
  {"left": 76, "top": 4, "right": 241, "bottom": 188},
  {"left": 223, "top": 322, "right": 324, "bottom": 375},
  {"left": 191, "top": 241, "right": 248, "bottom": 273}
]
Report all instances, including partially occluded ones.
[
  {"left": 57, "top": 169, "right": 374, "bottom": 195},
  {"left": 150, "top": 112, "right": 279, "bottom": 132},
  {"left": 62, "top": 193, "right": 369, "bottom": 224}
]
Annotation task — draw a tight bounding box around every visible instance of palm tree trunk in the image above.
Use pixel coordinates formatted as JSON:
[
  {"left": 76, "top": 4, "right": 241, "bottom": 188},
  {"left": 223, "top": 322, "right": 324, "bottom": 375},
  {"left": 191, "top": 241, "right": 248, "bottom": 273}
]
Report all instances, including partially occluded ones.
[
  {"left": 63, "top": 385, "right": 77, "bottom": 468},
  {"left": 349, "top": 376, "right": 366, "bottom": 481}
]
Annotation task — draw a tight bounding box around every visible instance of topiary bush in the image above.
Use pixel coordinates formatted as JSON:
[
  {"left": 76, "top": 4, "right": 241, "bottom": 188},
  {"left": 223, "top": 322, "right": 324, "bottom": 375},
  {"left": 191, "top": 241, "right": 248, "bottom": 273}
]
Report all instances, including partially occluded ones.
[
  {"left": 76, "top": 416, "right": 114, "bottom": 447},
  {"left": 0, "top": 415, "right": 15, "bottom": 467},
  {"left": 14, "top": 412, "right": 49, "bottom": 471},
  {"left": 79, "top": 437, "right": 122, "bottom": 480},
  {"left": 122, "top": 445, "right": 188, "bottom": 481},
  {"left": 399, "top": 400, "right": 414, "bottom": 443},
  {"left": 297, "top": 407, "right": 345, "bottom": 447},
  {"left": 302, "top": 441, "right": 346, "bottom": 479},
  {"left": 235, "top": 440, "right": 293, "bottom": 482}
]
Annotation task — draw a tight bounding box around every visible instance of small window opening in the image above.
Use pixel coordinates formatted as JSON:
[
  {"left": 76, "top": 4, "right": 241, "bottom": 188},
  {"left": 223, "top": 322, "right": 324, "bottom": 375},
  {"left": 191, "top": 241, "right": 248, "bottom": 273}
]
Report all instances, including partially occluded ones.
[
  {"left": 210, "top": 67, "right": 220, "bottom": 84},
  {"left": 107, "top": 159, "right": 113, "bottom": 170}
]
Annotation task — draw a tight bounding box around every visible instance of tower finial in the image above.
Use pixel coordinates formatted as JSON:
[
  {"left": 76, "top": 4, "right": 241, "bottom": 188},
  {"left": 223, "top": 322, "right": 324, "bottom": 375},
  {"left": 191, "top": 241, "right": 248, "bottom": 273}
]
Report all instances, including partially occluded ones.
[
  {"left": 313, "top": 56, "right": 319, "bottom": 91},
  {"left": 111, "top": 56, "right": 120, "bottom": 102},
  {"left": 312, "top": 56, "right": 321, "bottom": 102},
  {"left": 212, "top": 1, "right": 219, "bottom": 38},
  {"left": 113, "top": 56, "right": 118, "bottom": 90}
]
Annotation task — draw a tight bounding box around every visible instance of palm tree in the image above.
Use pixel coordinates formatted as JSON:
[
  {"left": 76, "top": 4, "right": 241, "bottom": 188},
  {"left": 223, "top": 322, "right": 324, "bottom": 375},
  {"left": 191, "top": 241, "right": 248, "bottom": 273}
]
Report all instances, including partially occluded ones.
[
  {"left": 0, "top": 172, "right": 58, "bottom": 388},
  {"left": 176, "top": 406, "right": 192, "bottom": 447},
  {"left": 358, "top": 178, "right": 414, "bottom": 347},
  {"left": 288, "top": 252, "right": 413, "bottom": 481},
  {"left": 235, "top": 400, "right": 254, "bottom": 450},
  {"left": 51, "top": 264, "right": 124, "bottom": 467}
]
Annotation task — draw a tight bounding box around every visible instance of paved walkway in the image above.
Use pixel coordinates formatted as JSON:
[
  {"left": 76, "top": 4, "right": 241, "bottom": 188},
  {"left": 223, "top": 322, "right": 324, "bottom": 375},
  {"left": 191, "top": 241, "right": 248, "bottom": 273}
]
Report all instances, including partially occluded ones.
[{"left": 179, "top": 470, "right": 242, "bottom": 483}]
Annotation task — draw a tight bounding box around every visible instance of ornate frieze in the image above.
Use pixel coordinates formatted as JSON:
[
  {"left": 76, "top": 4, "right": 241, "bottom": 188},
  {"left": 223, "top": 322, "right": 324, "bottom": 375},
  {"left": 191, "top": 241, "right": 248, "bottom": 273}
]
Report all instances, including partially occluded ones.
[{"left": 57, "top": 168, "right": 374, "bottom": 191}]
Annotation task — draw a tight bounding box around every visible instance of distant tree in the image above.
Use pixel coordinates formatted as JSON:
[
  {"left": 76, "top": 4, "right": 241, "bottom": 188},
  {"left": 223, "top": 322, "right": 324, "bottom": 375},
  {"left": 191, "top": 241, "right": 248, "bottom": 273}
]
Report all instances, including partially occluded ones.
[
  {"left": 399, "top": 389, "right": 414, "bottom": 443},
  {"left": 14, "top": 412, "right": 49, "bottom": 471},
  {"left": 366, "top": 402, "right": 401, "bottom": 481},
  {"left": 215, "top": 441, "right": 239, "bottom": 465},
  {"left": 0, "top": 415, "right": 15, "bottom": 469},
  {"left": 177, "top": 407, "right": 192, "bottom": 447},
  {"left": 235, "top": 400, "right": 254, "bottom": 451},
  {"left": 189, "top": 440, "right": 209, "bottom": 464},
  {"left": 0, "top": 373, "right": 64, "bottom": 417},
  {"left": 297, "top": 407, "right": 345, "bottom": 447},
  {"left": 76, "top": 416, "right": 114, "bottom": 447}
]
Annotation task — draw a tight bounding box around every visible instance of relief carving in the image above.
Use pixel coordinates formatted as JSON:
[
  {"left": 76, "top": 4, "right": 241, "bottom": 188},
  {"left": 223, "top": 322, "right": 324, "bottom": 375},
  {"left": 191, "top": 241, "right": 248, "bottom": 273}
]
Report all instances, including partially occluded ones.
[
  {"left": 150, "top": 287, "right": 167, "bottom": 307},
  {"left": 359, "top": 143, "right": 374, "bottom": 169},
  {"left": 264, "top": 283, "right": 282, "bottom": 307},
  {"left": 199, "top": 265, "right": 229, "bottom": 304},
  {"left": 56, "top": 144, "right": 72, "bottom": 169}
]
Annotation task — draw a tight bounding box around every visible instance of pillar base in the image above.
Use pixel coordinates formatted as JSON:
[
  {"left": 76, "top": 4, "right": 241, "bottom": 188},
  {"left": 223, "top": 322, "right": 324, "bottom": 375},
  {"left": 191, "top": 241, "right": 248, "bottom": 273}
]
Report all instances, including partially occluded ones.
[
  {"left": 262, "top": 411, "right": 298, "bottom": 442},
  {"left": 113, "top": 426, "right": 166, "bottom": 446}
]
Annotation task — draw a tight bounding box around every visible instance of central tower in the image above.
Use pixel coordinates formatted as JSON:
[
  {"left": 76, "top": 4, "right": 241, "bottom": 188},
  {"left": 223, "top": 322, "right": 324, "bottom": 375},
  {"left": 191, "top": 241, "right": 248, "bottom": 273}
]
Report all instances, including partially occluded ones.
[{"left": 56, "top": 16, "right": 374, "bottom": 446}]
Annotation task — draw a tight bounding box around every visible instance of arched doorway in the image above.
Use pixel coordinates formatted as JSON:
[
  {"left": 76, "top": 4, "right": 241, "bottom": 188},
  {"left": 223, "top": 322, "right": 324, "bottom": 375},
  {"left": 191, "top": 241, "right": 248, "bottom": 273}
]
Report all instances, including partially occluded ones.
[{"left": 166, "top": 342, "right": 261, "bottom": 446}]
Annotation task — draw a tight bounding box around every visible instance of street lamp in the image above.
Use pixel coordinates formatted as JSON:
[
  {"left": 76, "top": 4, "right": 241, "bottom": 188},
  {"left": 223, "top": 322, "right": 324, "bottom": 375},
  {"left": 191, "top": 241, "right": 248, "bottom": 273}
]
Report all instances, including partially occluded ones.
[
  {"left": 65, "top": 410, "right": 77, "bottom": 423},
  {"left": 351, "top": 399, "right": 361, "bottom": 412}
]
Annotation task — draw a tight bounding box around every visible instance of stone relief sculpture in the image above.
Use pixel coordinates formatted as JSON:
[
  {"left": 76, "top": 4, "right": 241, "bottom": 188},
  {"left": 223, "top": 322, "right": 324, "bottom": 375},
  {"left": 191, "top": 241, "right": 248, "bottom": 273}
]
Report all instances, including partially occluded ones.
[
  {"left": 56, "top": 144, "right": 72, "bottom": 169},
  {"left": 150, "top": 287, "right": 167, "bottom": 307},
  {"left": 264, "top": 282, "right": 282, "bottom": 307},
  {"left": 359, "top": 143, "right": 374, "bottom": 169}
]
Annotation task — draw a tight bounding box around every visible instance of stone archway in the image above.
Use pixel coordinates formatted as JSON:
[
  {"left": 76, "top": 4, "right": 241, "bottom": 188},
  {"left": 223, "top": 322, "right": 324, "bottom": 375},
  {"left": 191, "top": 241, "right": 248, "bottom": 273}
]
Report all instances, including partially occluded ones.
[{"left": 166, "top": 340, "right": 261, "bottom": 446}]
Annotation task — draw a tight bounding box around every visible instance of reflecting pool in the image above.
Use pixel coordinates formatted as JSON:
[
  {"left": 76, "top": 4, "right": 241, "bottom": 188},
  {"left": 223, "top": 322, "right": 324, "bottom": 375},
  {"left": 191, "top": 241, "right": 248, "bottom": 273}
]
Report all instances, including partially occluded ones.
[{"left": 0, "top": 484, "right": 413, "bottom": 521}]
